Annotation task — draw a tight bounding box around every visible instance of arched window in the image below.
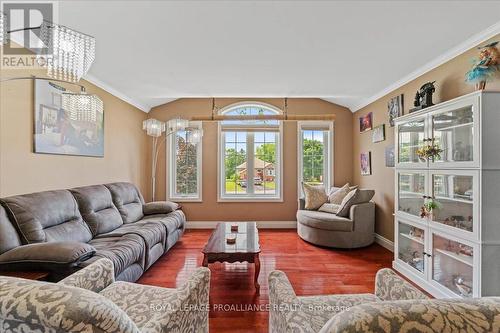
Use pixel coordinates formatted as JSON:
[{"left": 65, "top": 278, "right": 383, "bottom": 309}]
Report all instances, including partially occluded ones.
[{"left": 218, "top": 102, "right": 282, "bottom": 201}]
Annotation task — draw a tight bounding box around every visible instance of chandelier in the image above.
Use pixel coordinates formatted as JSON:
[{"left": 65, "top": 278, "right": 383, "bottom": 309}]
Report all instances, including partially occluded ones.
[
  {"left": 0, "top": 10, "right": 95, "bottom": 82},
  {"left": 62, "top": 91, "right": 103, "bottom": 122},
  {"left": 39, "top": 21, "right": 96, "bottom": 83}
]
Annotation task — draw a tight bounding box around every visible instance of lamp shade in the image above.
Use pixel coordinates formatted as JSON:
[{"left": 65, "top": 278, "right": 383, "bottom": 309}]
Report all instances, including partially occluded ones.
[
  {"left": 168, "top": 118, "right": 189, "bottom": 132},
  {"left": 188, "top": 128, "right": 203, "bottom": 144},
  {"left": 143, "top": 118, "right": 165, "bottom": 137},
  {"left": 62, "top": 92, "right": 103, "bottom": 122},
  {"left": 39, "top": 20, "right": 96, "bottom": 82}
]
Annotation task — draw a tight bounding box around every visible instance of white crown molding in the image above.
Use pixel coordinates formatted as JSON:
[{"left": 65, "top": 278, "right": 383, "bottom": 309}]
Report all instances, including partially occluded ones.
[
  {"left": 186, "top": 221, "right": 297, "bottom": 229},
  {"left": 351, "top": 21, "right": 500, "bottom": 113},
  {"left": 83, "top": 74, "right": 151, "bottom": 113}
]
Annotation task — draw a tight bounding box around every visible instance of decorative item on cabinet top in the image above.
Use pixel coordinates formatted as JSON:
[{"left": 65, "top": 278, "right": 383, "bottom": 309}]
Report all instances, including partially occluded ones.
[
  {"left": 410, "top": 81, "right": 436, "bottom": 113},
  {"left": 465, "top": 41, "right": 499, "bottom": 91},
  {"left": 388, "top": 94, "right": 404, "bottom": 127}
]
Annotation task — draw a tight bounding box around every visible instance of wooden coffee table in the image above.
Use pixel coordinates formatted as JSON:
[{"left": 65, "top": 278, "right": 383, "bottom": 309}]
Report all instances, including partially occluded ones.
[{"left": 202, "top": 222, "right": 261, "bottom": 292}]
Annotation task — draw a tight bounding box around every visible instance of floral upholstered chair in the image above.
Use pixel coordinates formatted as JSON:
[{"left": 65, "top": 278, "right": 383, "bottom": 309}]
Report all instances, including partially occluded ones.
[
  {"left": 269, "top": 268, "right": 500, "bottom": 333},
  {"left": 0, "top": 258, "right": 210, "bottom": 333}
]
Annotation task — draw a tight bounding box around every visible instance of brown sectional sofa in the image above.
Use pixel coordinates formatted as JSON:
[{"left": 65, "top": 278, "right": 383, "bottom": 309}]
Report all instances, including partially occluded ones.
[{"left": 0, "top": 182, "right": 185, "bottom": 282}]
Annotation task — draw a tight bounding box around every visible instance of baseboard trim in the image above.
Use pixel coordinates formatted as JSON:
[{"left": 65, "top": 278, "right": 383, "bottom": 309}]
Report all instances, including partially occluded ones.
[
  {"left": 186, "top": 221, "right": 297, "bottom": 229},
  {"left": 374, "top": 233, "right": 394, "bottom": 252}
]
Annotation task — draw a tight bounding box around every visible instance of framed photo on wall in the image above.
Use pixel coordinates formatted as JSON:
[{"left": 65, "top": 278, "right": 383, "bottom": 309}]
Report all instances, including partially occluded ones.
[
  {"left": 360, "top": 151, "right": 372, "bottom": 175},
  {"left": 385, "top": 145, "right": 395, "bottom": 167},
  {"left": 372, "top": 124, "right": 385, "bottom": 143},
  {"left": 34, "top": 79, "right": 104, "bottom": 157},
  {"left": 359, "top": 112, "right": 373, "bottom": 133},
  {"left": 388, "top": 94, "right": 404, "bottom": 127}
]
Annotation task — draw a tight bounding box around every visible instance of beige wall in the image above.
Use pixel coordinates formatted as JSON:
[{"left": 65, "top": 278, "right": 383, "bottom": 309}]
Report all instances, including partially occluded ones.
[
  {"left": 352, "top": 34, "right": 500, "bottom": 242},
  {"left": 0, "top": 67, "right": 149, "bottom": 197},
  {"left": 149, "top": 98, "right": 352, "bottom": 221}
]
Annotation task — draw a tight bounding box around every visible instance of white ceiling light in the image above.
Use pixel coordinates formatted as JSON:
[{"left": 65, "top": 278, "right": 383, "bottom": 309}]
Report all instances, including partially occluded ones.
[{"left": 39, "top": 20, "right": 96, "bottom": 83}]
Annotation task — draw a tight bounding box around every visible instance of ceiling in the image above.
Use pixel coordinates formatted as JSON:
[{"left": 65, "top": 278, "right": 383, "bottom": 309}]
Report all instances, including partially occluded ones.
[{"left": 56, "top": 1, "right": 500, "bottom": 112}]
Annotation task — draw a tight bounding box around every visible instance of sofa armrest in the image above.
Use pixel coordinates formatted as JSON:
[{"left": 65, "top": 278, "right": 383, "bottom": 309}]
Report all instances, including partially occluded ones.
[
  {"left": 59, "top": 258, "right": 115, "bottom": 293},
  {"left": 319, "top": 298, "right": 500, "bottom": 333},
  {"left": 269, "top": 270, "right": 307, "bottom": 333},
  {"left": 375, "top": 268, "right": 428, "bottom": 301},
  {"left": 167, "top": 267, "right": 211, "bottom": 332},
  {"left": 0, "top": 242, "right": 95, "bottom": 272},
  {"left": 143, "top": 201, "right": 180, "bottom": 215}
]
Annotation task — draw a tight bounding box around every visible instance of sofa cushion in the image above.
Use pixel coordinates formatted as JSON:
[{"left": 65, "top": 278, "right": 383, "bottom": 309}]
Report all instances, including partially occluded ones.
[
  {"left": 86, "top": 234, "right": 146, "bottom": 276},
  {"left": 357, "top": 189, "right": 375, "bottom": 204},
  {"left": 0, "top": 242, "right": 95, "bottom": 272},
  {"left": 2, "top": 190, "right": 92, "bottom": 243},
  {"left": 336, "top": 189, "right": 361, "bottom": 217},
  {"left": 0, "top": 205, "right": 22, "bottom": 255},
  {"left": 97, "top": 221, "right": 166, "bottom": 252},
  {"left": 328, "top": 183, "right": 351, "bottom": 204},
  {"left": 105, "top": 183, "right": 145, "bottom": 223},
  {"left": 297, "top": 210, "right": 353, "bottom": 232},
  {"left": 143, "top": 201, "right": 179, "bottom": 215},
  {"left": 318, "top": 203, "right": 340, "bottom": 214},
  {"left": 71, "top": 185, "right": 123, "bottom": 235},
  {"left": 302, "top": 183, "right": 328, "bottom": 210},
  {"left": 140, "top": 210, "right": 186, "bottom": 235}
]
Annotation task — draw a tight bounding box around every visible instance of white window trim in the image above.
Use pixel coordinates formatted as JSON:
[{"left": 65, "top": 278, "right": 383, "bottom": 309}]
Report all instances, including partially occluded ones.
[
  {"left": 297, "top": 121, "right": 335, "bottom": 198},
  {"left": 217, "top": 102, "right": 283, "bottom": 202},
  {"left": 166, "top": 121, "right": 203, "bottom": 202}
]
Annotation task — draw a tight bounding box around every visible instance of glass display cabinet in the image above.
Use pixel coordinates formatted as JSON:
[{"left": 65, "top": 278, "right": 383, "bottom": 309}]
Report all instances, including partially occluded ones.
[{"left": 393, "top": 91, "right": 500, "bottom": 298}]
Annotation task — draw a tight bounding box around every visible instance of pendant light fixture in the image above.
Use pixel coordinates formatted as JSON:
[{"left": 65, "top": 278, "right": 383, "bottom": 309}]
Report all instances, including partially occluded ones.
[{"left": 1, "top": 11, "right": 95, "bottom": 83}]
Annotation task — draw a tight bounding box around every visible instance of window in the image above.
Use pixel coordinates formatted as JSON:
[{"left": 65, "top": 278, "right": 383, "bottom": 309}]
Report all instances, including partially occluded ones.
[
  {"left": 167, "top": 121, "right": 202, "bottom": 201},
  {"left": 298, "top": 121, "right": 333, "bottom": 196},
  {"left": 218, "top": 103, "right": 282, "bottom": 201}
]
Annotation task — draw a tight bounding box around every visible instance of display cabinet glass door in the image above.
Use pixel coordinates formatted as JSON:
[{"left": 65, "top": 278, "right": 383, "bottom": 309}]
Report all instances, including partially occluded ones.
[
  {"left": 397, "top": 171, "right": 427, "bottom": 219},
  {"left": 398, "top": 221, "right": 426, "bottom": 274},
  {"left": 431, "top": 104, "right": 476, "bottom": 166},
  {"left": 397, "top": 117, "right": 427, "bottom": 167},
  {"left": 431, "top": 233, "right": 474, "bottom": 298},
  {"left": 430, "top": 172, "right": 476, "bottom": 235}
]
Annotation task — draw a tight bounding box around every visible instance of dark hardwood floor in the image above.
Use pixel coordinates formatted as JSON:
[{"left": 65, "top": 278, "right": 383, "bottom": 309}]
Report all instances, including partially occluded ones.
[{"left": 138, "top": 229, "right": 393, "bottom": 333}]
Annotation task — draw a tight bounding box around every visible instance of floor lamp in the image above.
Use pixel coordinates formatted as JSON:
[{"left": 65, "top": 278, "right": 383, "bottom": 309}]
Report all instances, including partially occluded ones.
[{"left": 143, "top": 117, "right": 203, "bottom": 201}]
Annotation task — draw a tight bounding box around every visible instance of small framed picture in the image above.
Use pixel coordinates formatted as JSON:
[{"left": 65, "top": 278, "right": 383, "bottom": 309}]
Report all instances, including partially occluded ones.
[
  {"left": 385, "top": 145, "right": 395, "bottom": 167},
  {"left": 360, "top": 152, "right": 372, "bottom": 175},
  {"left": 359, "top": 112, "right": 373, "bottom": 133},
  {"left": 388, "top": 94, "right": 404, "bottom": 127},
  {"left": 372, "top": 124, "right": 385, "bottom": 143}
]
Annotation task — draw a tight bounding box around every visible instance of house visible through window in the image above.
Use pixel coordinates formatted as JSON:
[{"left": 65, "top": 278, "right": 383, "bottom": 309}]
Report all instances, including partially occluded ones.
[
  {"left": 167, "top": 121, "right": 202, "bottom": 201},
  {"left": 219, "top": 103, "right": 282, "bottom": 201},
  {"left": 298, "top": 121, "right": 333, "bottom": 196}
]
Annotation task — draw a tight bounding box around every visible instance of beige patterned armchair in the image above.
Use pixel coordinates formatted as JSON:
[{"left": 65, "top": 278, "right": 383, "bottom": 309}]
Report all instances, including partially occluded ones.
[
  {"left": 269, "top": 268, "right": 500, "bottom": 333},
  {"left": 0, "top": 258, "right": 210, "bottom": 333}
]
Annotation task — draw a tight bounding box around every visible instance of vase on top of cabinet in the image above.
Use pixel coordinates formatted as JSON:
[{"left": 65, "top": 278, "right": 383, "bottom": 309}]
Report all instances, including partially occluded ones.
[{"left": 393, "top": 91, "right": 500, "bottom": 298}]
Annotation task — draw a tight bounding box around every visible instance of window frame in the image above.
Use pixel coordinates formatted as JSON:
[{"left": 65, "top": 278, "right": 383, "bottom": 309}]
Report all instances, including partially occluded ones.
[
  {"left": 166, "top": 121, "right": 203, "bottom": 202},
  {"left": 297, "top": 121, "right": 334, "bottom": 198},
  {"left": 217, "top": 102, "right": 283, "bottom": 202}
]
